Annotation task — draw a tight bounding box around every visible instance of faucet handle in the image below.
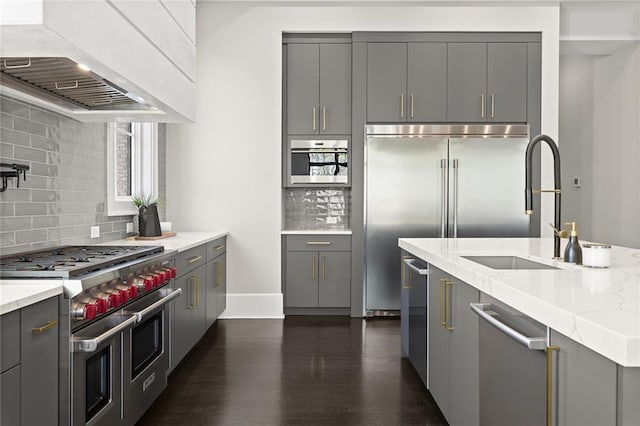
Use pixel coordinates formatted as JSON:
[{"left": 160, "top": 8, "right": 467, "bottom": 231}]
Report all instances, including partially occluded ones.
[{"left": 549, "top": 223, "right": 569, "bottom": 238}]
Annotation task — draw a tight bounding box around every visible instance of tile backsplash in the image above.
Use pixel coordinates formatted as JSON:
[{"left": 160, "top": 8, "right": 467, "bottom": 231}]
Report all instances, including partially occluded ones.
[
  {"left": 0, "top": 95, "right": 166, "bottom": 255},
  {"left": 284, "top": 188, "right": 351, "bottom": 230}
]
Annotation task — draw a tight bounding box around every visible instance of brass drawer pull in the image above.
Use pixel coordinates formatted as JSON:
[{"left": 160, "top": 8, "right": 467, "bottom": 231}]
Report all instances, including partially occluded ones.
[
  {"left": 32, "top": 320, "right": 58, "bottom": 334},
  {"left": 306, "top": 241, "right": 331, "bottom": 246},
  {"left": 187, "top": 255, "right": 203, "bottom": 264},
  {"left": 213, "top": 244, "right": 225, "bottom": 251}
]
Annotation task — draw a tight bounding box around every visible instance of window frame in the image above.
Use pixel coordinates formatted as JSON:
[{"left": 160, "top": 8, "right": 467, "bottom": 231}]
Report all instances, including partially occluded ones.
[{"left": 106, "top": 122, "right": 158, "bottom": 216}]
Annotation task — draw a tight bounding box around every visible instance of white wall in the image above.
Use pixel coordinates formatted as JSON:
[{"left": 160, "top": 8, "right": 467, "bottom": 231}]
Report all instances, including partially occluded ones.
[{"left": 166, "top": 3, "right": 560, "bottom": 318}]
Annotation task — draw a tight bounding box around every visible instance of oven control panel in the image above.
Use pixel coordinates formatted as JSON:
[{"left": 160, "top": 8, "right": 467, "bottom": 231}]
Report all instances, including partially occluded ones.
[{"left": 71, "top": 261, "right": 177, "bottom": 324}]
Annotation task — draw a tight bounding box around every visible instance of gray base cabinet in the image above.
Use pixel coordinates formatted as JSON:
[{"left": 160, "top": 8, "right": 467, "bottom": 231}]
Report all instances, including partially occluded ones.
[
  {"left": 284, "top": 235, "right": 351, "bottom": 311},
  {"left": 427, "top": 265, "right": 479, "bottom": 426},
  {"left": 173, "top": 264, "right": 207, "bottom": 368},
  {"left": 0, "top": 296, "right": 59, "bottom": 426},
  {"left": 206, "top": 237, "right": 227, "bottom": 328}
]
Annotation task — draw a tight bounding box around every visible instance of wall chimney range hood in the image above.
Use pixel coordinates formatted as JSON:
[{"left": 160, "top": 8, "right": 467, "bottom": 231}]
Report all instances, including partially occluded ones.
[{"left": 0, "top": 57, "right": 150, "bottom": 111}]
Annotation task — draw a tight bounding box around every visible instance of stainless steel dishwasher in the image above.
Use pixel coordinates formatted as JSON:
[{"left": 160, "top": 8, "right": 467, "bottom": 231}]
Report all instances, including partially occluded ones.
[{"left": 471, "top": 295, "right": 557, "bottom": 426}]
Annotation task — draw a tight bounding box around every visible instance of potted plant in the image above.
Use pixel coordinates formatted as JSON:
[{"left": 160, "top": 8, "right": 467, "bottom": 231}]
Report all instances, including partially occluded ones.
[{"left": 132, "top": 193, "right": 162, "bottom": 237}]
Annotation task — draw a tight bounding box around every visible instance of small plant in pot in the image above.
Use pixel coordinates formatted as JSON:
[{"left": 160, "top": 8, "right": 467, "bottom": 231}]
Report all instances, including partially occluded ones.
[{"left": 132, "top": 193, "right": 162, "bottom": 237}]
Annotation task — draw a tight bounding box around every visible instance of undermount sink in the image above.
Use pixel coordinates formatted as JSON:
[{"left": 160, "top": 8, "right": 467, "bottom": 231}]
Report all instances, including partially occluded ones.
[{"left": 462, "top": 255, "right": 559, "bottom": 270}]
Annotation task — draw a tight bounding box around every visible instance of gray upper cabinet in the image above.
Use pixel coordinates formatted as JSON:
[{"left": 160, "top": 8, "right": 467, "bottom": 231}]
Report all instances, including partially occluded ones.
[
  {"left": 287, "top": 43, "right": 351, "bottom": 135},
  {"left": 367, "top": 42, "right": 447, "bottom": 123},
  {"left": 447, "top": 42, "right": 528, "bottom": 123}
]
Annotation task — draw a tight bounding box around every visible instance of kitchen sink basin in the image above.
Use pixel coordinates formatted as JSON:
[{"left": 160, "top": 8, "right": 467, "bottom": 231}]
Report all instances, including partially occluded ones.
[{"left": 462, "top": 255, "right": 559, "bottom": 270}]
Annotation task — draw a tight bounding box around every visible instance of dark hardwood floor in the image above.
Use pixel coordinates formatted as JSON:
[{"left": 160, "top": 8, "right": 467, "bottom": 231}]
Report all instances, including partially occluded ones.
[{"left": 138, "top": 316, "right": 447, "bottom": 425}]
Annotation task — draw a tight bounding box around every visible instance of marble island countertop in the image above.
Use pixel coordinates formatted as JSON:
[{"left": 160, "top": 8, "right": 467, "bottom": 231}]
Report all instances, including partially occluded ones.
[{"left": 398, "top": 237, "right": 640, "bottom": 367}]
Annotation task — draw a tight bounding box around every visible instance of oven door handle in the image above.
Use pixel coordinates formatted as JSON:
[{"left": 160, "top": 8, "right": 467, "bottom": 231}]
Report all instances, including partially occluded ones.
[
  {"left": 126, "top": 288, "right": 183, "bottom": 323},
  {"left": 72, "top": 315, "right": 137, "bottom": 353}
]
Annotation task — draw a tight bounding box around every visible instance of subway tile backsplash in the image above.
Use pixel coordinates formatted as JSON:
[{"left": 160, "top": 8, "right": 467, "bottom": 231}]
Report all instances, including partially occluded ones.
[
  {"left": 284, "top": 188, "right": 351, "bottom": 230},
  {"left": 0, "top": 95, "right": 166, "bottom": 255}
]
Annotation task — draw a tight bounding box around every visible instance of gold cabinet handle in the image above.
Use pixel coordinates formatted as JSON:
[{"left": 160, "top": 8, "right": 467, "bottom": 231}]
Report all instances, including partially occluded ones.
[
  {"left": 322, "top": 256, "right": 326, "bottom": 280},
  {"left": 445, "top": 281, "right": 454, "bottom": 331},
  {"left": 195, "top": 275, "right": 200, "bottom": 307},
  {"left": 306, "top": 241, "right": 331, "bottom": 246},
  {"left": 322, "top": 107, "right": 327, "bottom": 131},
  {"left": 187, "top": 255, "right": 203, "bottom": 264},
  {"left": 439, "top": 279, "right": 446, "bottom": 326},
  {"left": 410, "top": 94, "right": 414, "bottom": 118},
  {"left": 217, "top": 260, "right": 223, "bottom": 287},
  {"left": 32, "top": 320, "right": 58, "bottom": 334},
  {"left": 400, "top": 94, "right": 405, "bottom": 118},
  {"left": 490, "top": 94, "right": 495, "bottom": 118},
  {"left": 312, "top": 107, "right": 317, "bottom": 131},
  {"left": 213, "top": 244, "right": 225, "bottom": 251},
  {"left": 312, "top": 255, "right": 316, "bottom": 280},
  {"left": 547, "top": 345, "right": 560, "bottom": 426},
  {"left": 481, "top": 93, "right": 485, "bottom": 118}
]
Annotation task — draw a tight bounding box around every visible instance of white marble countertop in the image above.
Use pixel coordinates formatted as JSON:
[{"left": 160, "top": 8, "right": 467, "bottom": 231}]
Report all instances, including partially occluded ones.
[
  {"left": 105, "top": 231, "right": 229, "bottom": 252},
  {"left": 0, "top": 280, "right": 63, "bottom": 315},
  {"left": 398, "top": 237, "right": 640, "bottom": 367},
  {"left": 281, "top": 230, "right": 352, "bottom": 235}
]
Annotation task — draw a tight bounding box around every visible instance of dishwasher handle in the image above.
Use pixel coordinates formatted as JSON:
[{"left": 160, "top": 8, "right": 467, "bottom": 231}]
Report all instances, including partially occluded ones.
[
  {"left": 403, "top": 258, "right": 429, "bottom": 275},
  {"left": 470, "top": 302, "right": 546, "bottom": 350}
]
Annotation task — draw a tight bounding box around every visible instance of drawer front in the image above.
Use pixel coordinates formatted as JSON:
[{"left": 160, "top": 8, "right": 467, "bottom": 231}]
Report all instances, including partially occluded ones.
[
  {"left": 206, "top": 237, "right": 227, "bottom": 262},
  {"left": 1, "top": 310, "right": 20, "bottom": 373},
  {"left": 176, "top": 244, "right": 207, "bottom": 277},
  {"left": 286, "top": 235, "right": 351, "bottom": 252}
]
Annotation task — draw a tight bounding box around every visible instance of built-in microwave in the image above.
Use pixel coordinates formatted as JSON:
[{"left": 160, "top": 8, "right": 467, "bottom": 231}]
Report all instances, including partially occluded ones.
[{"left": 289, "top": 138, "right": 349, "bottom": 185}]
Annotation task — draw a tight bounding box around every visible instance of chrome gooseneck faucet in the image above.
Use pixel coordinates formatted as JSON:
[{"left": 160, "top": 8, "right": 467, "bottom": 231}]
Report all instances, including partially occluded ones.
[{"left": 525, "top": 134, "right": 562, "bottom": 259}]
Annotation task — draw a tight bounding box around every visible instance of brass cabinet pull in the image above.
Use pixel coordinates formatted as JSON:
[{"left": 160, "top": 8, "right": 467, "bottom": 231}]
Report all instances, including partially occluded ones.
[
  {"left": 322, "top": 256, "right": 326, "bottom": 280},
  {"left": 32, "top": 320, "right": 58, "bottom": 334},
  {"left": 213, "top": 244, "right": 225, "bottom": 251},
  {"left": 306, "top": 241, "right": 331, "bottom": 246},
  {"left": 439, "top": 279, "right": 446, "bottom": 326},
  {"left": 322, "top": 107, "right": 327, "bottom": 131},
  {"left": 546, "top": 345, "right": 560, "bottom": 426},
  {"left": 490, "top": 94, "right": 495, "bottom": 118},
  {"left": 400, "top": 94, "right": 405, "bottom": 118},
  {"left": 481, "top": 94, "right": 486, "bottom": 118},
  {"left": 217, "top": 260, "right": 223, "bottom": 287},
  {"left": 194, "top": 276, "right": 200, "bottom": 307},
  {"left": 410, "top": 94, "right": 414, "bottom": 118},
  {"left": 187, "top": 255, "right": 203, "bottom": 264},
  {"left": 445, "top": 281, "right": 454, "bottom": 331},
  {"left": 312, "top": 255, "right": 316, "bottom": 280},
  {"left": 312, "top": 107, "right": 317, "bottom": 131}
]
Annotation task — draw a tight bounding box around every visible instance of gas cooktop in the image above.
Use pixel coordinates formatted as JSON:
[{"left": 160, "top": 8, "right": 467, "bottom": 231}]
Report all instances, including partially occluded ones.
[{"left": 0, "top": 245, "right": 164, "bottom": 279}]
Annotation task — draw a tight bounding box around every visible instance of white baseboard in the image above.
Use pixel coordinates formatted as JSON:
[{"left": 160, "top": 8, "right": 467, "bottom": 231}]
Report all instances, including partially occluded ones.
[{"left": 218, "top": 293, "right": 284, "bottom": 319}]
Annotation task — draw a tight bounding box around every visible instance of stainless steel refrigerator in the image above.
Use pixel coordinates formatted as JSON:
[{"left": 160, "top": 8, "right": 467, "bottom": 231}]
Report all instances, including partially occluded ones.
[{"left": 365, "top": 124, "right": 530, "bottom": 314}]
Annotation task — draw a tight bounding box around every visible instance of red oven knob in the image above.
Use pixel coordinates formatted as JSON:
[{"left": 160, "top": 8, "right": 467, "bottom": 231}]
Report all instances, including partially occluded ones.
[
  {"left": 143, "top": 277, "right": 154, "bottom": 291},
  {"left": 108, "top": 293, "right": 120, "bottom": 308},
  {"left": 169, "top": 267, "right": 177, "bottom": 278},
  {"left": 128, "top": 285, "right": 139, "bottom": 299},
  {"left": 84, "top": 303, "right": 97, "bottom": 320},
  {"left": 118, "top": 289, "right": 129, "bottom": 303},
  {"left": 154, "top": 272, "right": 164, "bottom": 286},
  {"left": 95, "top": 298, "right": 108, "bottom": 314}
]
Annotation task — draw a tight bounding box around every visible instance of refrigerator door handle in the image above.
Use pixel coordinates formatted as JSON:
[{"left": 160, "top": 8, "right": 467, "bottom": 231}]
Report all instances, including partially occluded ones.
[
  {"left": 452, "top": 158, "right": 459, "bottom": 238},
  {"left": 440, "top": 158, "right": 447, "bottom": 238}
]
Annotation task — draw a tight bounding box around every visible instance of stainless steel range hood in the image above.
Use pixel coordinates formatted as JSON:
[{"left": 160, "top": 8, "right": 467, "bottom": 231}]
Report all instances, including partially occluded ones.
[{"left": 1, "top": 57, "right": 152, "bottom": 112}]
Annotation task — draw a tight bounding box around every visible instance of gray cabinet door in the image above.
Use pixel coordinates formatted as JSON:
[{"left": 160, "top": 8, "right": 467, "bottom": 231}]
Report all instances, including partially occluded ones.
[
  {"left": 320, "top": 44, "right": 351, "bottom": 134},
  {"left": 318, "top": 251, "right": 350, "bottom": 307},
  {"left": 408, "top": 262, "right": 428, "bottom": 387},
  {"left": 287, "top": 43, "right": 320, "bottom": 135},
  {"left": 550, "top": 330, "right": 617, "bottom": 426},
  {"left": 449, "top": 279, "right": 479, "bottom": 426},
  {"left": 1, "top": 310, "right": 20, "bottom": 373},
  {"left": 285, "top": 251, "right": 318, "bottom": 308},
  {"left": 400, "top": 255, "right": 410, "bottom": 358},
  {"left": 427, "top": 266, "right": 450, "bottom": 418},
  {"left": 487, "top": 43, "right": 528, "bottom": 123},
  {"left": 21, "top": 297, "right": 59, "bottom": 425},
  {"left": 367, "top": 43, "right": 407, "bottom": 122},
  {"left": 447, "top": 43, "right": 488, "bottom": 122},
  {"left": 205, "top": 260, "right": 218, "bottom": 329},
  {"left": 407, "top": 43, "right": 447, "bottom": 122},
  {"left": 172, "top": 265, "right": 207, "bottom": 368},
  {"left": 618, "top": 366, "right": 640, "bottom": 426},
  {"left": 1, "top": 365, "right": 20, "bottom": 426},
  {"left": 215, "top": 253, "right": 227, "bottom": 318}
]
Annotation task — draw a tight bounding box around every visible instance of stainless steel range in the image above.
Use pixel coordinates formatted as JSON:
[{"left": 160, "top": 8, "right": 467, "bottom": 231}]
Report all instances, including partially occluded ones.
[{"left": 0, "top": 245, "right": 182, "bottom": 426}]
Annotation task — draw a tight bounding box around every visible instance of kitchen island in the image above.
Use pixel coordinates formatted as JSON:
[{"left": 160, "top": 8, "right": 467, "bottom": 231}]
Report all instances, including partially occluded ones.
[{"left": 399, "top": 237, "right": 640, "bottom": 426}]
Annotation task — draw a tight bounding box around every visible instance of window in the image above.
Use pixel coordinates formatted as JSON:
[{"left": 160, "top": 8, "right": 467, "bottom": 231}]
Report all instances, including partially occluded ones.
[{"left": 107, "top": 122, "right": 158, "bottom": 216}]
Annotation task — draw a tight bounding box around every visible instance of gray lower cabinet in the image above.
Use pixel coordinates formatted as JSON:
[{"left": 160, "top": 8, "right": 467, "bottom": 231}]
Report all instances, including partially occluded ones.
[
  {"left": 172, "top": 263, "right": 206, "bottom": 368},
  {"left": 286, "top": 43, "right": 351, "bottom": 135},
  {"left": 0, "top": 296, "right": 59, "bottom": 426},
  {"left": 549, "top": 329, "right": 617, "bottom": 426},
  {"left": 367, "top": 42, "right": 447, "bottom": 123},
  {"left": 447, "top": 42, "right": 528, "bottom": 123},
  {"left": 618, "top": 366, "right": 640, "bottom": 425},
  {"left": 400, "top": 253, "right": 410, "bottom": 358},
  {"left": 427, "top": 265, "right": 479, "bottom": 426},
  {"left": 206, "top": 237, "right": 227, "bottom": 329}
]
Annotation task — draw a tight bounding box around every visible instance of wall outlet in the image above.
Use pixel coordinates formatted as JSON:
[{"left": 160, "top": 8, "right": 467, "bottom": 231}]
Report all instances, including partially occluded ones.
[
  {"left": 126, "top": 222, "right": 134, "bottom": 233},
  {"left": 90, "top": 226, "right": 100, "bottom": 239}
]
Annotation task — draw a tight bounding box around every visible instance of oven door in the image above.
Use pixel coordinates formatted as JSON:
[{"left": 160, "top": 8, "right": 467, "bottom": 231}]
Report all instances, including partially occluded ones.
[
  {"left": 122, "top": 286, "right": 182, "bottom": 424},
  {"left": 72, "top": 314, "right": 137, "bottom": 426},
  {"left": 290, "top": 139, "right": 349, "bottom": 185}
]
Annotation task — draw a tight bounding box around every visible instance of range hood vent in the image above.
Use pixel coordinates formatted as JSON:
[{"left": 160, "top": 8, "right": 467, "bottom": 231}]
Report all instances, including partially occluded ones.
[{"left": 1, "top": 57, "right": 147, "bottom": 110}]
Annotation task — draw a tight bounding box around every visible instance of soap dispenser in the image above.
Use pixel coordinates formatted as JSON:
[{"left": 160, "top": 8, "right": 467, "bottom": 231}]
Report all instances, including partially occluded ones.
[{"left": 564, "top": 222, "right": 583, "bottom": 264}]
